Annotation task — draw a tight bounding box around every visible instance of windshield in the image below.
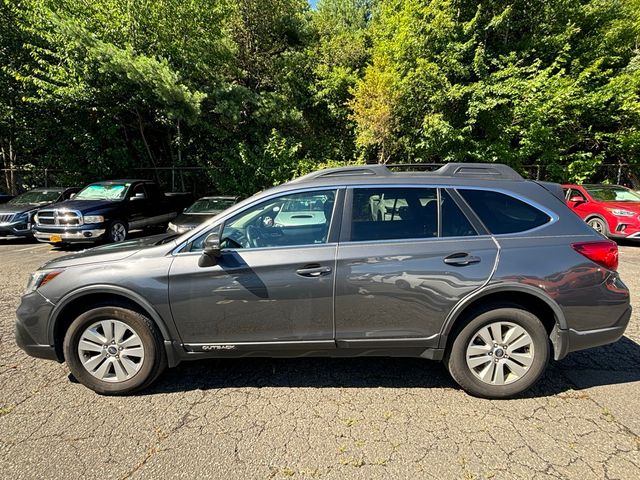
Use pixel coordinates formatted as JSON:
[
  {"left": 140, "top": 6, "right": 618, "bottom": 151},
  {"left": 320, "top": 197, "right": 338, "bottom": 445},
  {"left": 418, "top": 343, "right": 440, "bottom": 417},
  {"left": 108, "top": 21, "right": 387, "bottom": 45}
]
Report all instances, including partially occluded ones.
[
  {"left": 585, "top": 186, "right": 640, "bottom": 202},
  {"left": 185, "top": 198, "right": 237, "bottom": 214},
  {"left": 282, "top": 196, "right": 328, "bottom": 212},
  {"left": 74, "top": 184, "right": 129, "bottom": 201},
  {"left": 8, "top": 190, "right": 60, "bottom": 205}
]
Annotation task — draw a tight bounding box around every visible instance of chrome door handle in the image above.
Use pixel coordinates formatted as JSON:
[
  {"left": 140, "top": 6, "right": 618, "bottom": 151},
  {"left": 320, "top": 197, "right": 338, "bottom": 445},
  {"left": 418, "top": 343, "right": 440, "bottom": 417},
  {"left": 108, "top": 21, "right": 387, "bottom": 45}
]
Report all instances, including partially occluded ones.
[
  {"left": 443, "top": 253, "right": 481, "bottom": 266},
  {"left": 296, "top": 264, "right": 332, "bottom": 277}
]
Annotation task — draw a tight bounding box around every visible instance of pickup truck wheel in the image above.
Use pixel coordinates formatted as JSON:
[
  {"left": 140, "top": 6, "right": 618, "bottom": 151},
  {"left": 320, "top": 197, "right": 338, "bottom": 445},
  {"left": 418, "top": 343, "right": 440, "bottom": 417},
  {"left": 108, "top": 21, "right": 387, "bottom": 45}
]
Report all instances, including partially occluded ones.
[
  {"left": 446, "top": 307, "right": 549, "bottom": 399},
  {"left": 63, "top": 306, "right": 167, "bottom": 395},
  {"left": 107, "top": 220, "right": 127, "bottom": 243}
]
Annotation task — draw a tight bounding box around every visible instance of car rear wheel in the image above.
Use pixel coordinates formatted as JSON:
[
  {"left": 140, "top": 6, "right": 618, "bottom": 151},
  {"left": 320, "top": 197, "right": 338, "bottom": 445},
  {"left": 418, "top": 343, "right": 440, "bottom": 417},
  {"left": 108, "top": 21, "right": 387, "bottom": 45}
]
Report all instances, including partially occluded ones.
[
  {"left": 63, "top": 306, "right": 166, "bottom": 395},
  {"left": 446, "top": 307, "right": 549, "bottom": 399},
  {"left": 587, "top": 217, "right": 608, "bottom": 236},
  {"left": 107, "top": 220, "right": 127, "bottom": 243}
]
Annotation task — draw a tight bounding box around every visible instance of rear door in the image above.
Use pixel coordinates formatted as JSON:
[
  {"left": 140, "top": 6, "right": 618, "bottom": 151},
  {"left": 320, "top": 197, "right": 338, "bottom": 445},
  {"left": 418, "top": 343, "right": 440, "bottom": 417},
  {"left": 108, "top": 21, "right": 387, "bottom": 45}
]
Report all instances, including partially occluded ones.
[{"left": 334, "top": 186, "right": 498, "bottom": 348}]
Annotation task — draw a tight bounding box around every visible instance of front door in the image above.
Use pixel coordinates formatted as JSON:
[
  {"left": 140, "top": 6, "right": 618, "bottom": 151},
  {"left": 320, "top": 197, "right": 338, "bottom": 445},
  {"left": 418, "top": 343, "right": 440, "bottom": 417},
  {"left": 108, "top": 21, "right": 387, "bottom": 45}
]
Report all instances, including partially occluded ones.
[
  {"left": 335, "top": 187, "right": 498, "bottom": 348},
  {"left": 169, "top": 188, "right": 341, "bottom": 350}
]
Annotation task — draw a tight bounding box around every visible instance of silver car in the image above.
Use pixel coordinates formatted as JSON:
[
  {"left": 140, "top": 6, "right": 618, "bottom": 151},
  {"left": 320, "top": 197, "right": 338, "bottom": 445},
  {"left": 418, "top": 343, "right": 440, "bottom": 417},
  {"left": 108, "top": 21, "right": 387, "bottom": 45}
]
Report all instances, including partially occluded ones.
[{"left": 16, "top": 163, "right": 631, "bottom": 398}]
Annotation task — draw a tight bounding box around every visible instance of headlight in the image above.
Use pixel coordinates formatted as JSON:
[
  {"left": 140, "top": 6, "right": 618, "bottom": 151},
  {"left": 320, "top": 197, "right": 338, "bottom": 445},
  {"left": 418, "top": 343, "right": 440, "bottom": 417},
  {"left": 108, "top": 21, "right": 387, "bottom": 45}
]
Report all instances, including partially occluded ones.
[
  {"left": 83, "top": 215, "right": 105, "bottom": 224},
  {"left": 24, "top": 269, "right": 64, "bottom": 295},
  {"left": 608, "top": 208, "right": 636, "bottom": 217}
]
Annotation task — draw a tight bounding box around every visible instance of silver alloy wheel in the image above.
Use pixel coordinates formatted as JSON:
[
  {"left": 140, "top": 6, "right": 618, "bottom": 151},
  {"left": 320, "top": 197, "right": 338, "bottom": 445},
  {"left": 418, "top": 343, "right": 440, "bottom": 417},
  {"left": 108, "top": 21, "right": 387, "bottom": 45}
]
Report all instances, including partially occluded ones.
[
  {"left": 111, "top": 222, "right": 126, "bottom": 242},
  {"left": 465, "top": 321, "right": 534, "bottom": 386},
  {"left": 588, "top": 218, "right": 605, "bottom": 234},
  {"left": 77, "top": 319, "right": 145, "bottom": 383}
]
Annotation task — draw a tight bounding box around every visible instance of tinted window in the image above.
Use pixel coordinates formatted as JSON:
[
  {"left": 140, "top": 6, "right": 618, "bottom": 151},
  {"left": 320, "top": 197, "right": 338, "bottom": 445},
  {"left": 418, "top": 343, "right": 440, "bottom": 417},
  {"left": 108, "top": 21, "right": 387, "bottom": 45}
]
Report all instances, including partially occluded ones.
[
  {"left": 441, "top": 190, "right": 477, "bottom": 237},
  {"left": 458, "top": 189, "right": 550, "bottom": 234},
  {"left": 350, "top": 188, "right": 438, "bottom": 241},
  {"left": 568, "top": 189, "right": 586, "bottom": 201},
  {"left": 145, "top": 183, "right": 162, "bottom": 199},
  {"left": 190, "top": 190, "right": 336, "bottom": 251},
  {"left": 8, "top": 190, "right": 61, "bottom": 205}
]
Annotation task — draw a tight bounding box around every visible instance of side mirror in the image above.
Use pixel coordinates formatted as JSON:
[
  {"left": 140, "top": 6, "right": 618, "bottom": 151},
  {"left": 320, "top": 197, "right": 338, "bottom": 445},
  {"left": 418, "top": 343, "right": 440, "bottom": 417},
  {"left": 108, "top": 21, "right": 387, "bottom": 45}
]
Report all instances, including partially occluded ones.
[
  {"left": 569, "top": 196, "right": 585, "bottom": 204},
  {"left": 198, "top": 230, "right": 222, "bottom": 267},
  {"left": 69, "top": 193, "right": 76, "bottom": 199},
  {"left": 131, "top": 192, "right": 146, "bottom": 201}
]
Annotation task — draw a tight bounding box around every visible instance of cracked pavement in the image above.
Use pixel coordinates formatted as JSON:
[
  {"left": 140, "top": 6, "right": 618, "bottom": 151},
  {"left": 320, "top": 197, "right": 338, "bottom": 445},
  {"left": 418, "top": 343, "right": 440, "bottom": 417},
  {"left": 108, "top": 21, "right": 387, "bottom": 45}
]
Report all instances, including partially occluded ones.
[{"left": 0, "top": 240, "right": 639, "bottom": 479}]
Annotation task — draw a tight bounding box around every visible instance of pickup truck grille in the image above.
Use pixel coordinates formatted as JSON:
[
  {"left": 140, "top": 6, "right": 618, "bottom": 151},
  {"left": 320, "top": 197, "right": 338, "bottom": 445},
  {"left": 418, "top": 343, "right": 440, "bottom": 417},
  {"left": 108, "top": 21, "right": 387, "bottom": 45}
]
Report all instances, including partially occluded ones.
[
  {"left": 0, "top": 213, "right": 15, "bottom": 224},
  {"left": 36, "top": 209, "right": 83, "bottom": 226}
]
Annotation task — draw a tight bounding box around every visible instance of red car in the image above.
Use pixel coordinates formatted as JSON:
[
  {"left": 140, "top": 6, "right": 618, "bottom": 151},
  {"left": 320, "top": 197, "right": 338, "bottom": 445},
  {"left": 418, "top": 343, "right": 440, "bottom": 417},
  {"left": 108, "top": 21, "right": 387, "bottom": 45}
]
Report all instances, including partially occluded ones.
[{"left": 562, "top": 183, "right": 640, "bottom": 239}]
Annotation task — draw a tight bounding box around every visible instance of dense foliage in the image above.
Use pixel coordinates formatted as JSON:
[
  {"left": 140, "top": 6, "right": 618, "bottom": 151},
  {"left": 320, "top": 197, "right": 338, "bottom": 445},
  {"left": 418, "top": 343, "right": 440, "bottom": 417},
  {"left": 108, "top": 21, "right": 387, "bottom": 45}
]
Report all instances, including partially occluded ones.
[{"left": 1, "top": 0, "right": 640, "bottom": 194}]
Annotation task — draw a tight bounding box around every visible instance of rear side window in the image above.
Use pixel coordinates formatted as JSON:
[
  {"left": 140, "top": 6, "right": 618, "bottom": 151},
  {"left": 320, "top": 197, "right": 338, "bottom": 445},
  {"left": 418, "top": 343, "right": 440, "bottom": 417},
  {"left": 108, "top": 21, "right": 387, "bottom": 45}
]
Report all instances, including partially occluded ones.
[
  {"left": 441, "top": 190, "right": 476, "bottom": 237},
  {"left": 351, "top": 188, "right": 438, "bottom": 241},
  {"left": 458, "top": 189, "right": 550, "bottom": 234}
]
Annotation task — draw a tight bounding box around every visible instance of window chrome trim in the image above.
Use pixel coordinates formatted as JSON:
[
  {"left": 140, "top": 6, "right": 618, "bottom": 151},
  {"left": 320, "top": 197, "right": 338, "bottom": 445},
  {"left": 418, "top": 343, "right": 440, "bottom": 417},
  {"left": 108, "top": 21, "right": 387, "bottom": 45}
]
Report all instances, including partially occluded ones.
[
  {"left": 171, "top": 185, "right": 344, "bottom": 256},
  {"left": 343, "top": 183, "right": 558, "bottom": 243},
  {"left": 172, "top": 182, "right": 559, "bottom": 253}
]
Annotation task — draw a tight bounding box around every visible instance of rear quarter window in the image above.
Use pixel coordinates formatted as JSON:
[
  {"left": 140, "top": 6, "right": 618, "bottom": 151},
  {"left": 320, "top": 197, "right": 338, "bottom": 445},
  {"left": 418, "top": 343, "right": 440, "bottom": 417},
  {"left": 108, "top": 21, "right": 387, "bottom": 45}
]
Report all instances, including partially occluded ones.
[{"left": 458, "top": 189, "right": 551, "bottom": 234}]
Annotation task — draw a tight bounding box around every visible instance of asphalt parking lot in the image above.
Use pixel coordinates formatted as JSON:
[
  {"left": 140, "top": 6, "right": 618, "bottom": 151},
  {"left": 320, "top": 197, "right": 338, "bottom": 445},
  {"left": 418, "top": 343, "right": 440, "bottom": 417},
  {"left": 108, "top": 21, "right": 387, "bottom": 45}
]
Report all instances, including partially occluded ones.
[{"left": 1, "top": 240, "right": 639, "bottom": 479}]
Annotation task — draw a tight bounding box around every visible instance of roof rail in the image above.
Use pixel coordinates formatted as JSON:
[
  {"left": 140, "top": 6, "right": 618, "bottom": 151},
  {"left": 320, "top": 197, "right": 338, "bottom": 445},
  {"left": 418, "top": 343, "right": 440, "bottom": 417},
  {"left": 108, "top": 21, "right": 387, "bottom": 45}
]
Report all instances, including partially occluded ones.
[
  {"left": 289, "top": 165, "right": 391, "bottom": 183},
  {"left": 291, "top": 162, "right": 523, "bottom": 183},
  {"left": 430, "top": 163, "right": 523, "bottom": 181}
]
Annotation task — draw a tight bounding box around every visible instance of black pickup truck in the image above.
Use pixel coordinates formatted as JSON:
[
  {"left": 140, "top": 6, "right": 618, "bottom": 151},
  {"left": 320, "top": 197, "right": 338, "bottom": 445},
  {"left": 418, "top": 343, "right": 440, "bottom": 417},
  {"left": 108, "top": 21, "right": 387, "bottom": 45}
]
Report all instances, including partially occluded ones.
[{"left": 33, "top": 179, "right": 192, "bottom": 245}]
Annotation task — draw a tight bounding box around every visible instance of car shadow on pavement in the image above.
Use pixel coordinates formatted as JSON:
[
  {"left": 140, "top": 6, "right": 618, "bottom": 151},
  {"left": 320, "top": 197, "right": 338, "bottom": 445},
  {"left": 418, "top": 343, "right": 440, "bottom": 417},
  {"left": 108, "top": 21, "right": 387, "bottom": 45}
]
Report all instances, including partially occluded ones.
[{"left": 140, "top": 335, "right": 640, "bottom": 398}]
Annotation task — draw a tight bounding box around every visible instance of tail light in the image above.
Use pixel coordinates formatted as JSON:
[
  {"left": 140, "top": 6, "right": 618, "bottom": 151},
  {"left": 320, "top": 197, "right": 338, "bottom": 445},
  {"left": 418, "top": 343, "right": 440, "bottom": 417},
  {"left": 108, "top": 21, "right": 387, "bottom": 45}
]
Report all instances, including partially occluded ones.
[{"left": 571, "top": 241, "right": 618, "bottom": 271}]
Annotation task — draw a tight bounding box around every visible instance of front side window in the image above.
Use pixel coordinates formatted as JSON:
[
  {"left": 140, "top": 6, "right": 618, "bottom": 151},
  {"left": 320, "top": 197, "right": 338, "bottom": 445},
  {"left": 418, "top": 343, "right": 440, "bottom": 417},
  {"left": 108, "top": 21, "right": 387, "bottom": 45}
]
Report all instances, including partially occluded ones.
[
  {"left": 189, "top": 190, "right": 336, "bottom": 251},
  {"left": 458, "top": 189, "right": 551, "bottom": 234},
  {"left": 568, "top": 189, "right": 586, "bottom": 201}
]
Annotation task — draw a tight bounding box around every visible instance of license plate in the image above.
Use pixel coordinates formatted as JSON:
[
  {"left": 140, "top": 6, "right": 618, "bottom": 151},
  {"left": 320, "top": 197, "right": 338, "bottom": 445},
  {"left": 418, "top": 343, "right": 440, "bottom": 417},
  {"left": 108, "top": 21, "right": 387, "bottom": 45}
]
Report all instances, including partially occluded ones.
[{"left": 49, "top": 234, "right": 62, "bottom": 243}]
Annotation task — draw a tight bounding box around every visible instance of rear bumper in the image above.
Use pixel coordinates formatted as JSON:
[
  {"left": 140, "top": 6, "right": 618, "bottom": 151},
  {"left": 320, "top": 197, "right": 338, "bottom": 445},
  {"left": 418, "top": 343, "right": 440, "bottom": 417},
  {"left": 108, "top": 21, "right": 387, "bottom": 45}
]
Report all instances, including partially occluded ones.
[
  {"left": 34, "top": 227, "right": 106, "bottom": 243},
  {"left": 553, "top": 306, "right": 631, "bottom": 360}
]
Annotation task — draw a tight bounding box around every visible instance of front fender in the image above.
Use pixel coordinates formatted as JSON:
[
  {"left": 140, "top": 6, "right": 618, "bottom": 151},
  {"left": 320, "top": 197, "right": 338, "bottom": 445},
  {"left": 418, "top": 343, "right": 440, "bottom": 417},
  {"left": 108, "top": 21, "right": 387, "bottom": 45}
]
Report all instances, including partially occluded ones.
[{"left": 47, "top": 284, "right": 175, "bottom": 344}]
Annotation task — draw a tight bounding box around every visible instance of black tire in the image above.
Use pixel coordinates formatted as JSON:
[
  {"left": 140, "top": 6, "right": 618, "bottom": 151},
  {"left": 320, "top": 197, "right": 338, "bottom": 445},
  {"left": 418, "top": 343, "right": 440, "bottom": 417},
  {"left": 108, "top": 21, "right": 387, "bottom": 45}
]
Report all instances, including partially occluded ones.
[
  {"left": 446, "top": 307, "right": 549, "bottom": 399},
  {"left": 63, "top": 306, "right": 166, "bottom": 395},
  {"left": 106, "top": 219, "right": 128, "bottom": 243}
]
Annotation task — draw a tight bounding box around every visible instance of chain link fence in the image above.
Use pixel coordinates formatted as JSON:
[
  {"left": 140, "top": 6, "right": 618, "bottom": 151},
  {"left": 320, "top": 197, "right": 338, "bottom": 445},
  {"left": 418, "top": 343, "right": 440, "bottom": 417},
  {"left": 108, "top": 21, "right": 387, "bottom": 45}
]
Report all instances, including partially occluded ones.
[{"left": 3, "top": 163, "right": 640, "bottom": 195}]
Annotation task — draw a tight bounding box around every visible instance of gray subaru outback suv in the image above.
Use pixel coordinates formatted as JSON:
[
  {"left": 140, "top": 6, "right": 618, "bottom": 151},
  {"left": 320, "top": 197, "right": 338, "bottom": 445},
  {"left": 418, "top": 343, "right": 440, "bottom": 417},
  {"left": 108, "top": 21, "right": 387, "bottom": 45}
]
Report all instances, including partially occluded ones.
[{"left": 16, "top": 163, "right": 631, "bottom": 398}]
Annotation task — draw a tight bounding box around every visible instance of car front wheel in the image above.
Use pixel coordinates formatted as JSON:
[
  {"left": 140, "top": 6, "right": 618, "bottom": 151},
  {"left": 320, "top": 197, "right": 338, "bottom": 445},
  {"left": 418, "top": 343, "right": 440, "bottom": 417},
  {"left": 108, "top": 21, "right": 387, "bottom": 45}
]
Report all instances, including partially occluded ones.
[
  {"left": 446, "top": 307, "right": 549, "bottom": 399},
  {"left": 587, "top": 217, "right": 608, "bottom": 236},
  {"left": 63, "top": 306, "right": 166, "bottom": 395}
]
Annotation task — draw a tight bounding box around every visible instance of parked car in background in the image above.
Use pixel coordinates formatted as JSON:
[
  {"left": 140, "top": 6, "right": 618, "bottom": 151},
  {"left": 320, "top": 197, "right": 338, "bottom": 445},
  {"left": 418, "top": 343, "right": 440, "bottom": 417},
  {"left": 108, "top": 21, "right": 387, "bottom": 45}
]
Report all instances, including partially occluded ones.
[
  {"left": 17, "top": 164, "right": 630, "bottom": 399},
  {"left": 562, "top": 184, "right": 640, "bottom": 239},
  {"left": 0, "top": 190, "right": 14, "bottom": 203},
  {"left": 167, "top": 196, "right": 239, "bottom": 234},
  {"left": 272, "top": 193, "right": 332, "bottom": 226},
  {"left": 33, "top": 179, "right": 192, "bottom": 245},
  {"left": 0, "top": 187, "right": 79, "bottom": 239}
]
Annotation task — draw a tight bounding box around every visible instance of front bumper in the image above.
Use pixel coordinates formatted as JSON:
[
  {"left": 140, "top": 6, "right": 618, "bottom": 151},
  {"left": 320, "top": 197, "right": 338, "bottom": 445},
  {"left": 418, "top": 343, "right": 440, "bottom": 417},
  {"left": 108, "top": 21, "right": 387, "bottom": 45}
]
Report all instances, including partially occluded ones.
[
  {"left": 0, "top": 222, "right": 33, "bottom": 238},
  {"left": 15, "top": 291, "right": 59, "bottom": 362},
  {"left": 34, "top": 227, "right": 106, "bottom": 243},
  {"left": 553, "top": 306, "right": 632, "bottom": 360}
]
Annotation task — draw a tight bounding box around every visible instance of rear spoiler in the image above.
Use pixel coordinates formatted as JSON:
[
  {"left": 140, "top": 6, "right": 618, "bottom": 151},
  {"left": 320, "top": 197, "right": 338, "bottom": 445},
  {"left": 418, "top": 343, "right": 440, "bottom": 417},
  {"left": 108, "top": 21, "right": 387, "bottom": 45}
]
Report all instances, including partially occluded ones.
[{"left": 533, "top": 181, "right": 565, "bottom": 202}]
